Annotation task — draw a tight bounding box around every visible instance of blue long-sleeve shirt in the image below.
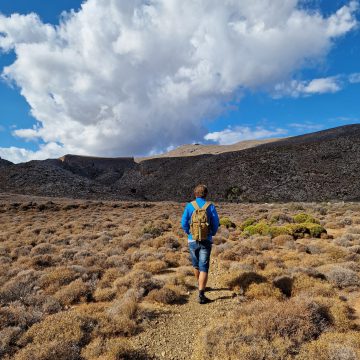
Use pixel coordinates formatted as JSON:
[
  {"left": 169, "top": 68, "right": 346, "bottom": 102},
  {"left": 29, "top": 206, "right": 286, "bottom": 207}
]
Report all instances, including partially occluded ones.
[{"left": 181, "top": 197, "right": 219, "bottom": 243}]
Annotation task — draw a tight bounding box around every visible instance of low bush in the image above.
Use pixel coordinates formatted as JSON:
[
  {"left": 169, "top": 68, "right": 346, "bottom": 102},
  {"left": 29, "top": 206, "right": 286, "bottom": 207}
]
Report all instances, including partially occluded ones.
[
  {"left": 141, "top": 221, "right": 171, "bottom": 238},
  {"left": 270, "top": 213, "right": 293, "bottom": 225},
  {"left": 321, "top": 298, "right": 354, "bottom": 332},
  {"left": 81, "top": 337, "right": 135, "bottom": 360},
  {"left": 246, "top": 283, "right": 283, "bottom": 300},
  {"left": 293, "top": 213, "right": 319, "bottom": 224},
  {"left": 221, "top": 271, "right": 266, "bottom": 292},
  {"left": 219, "top": 217, "right": 236, "bottom": 229},
  {"left": 239, "top": 217, "right": 257, "bottom": 231},
  {"left": 39, "top": 267, "right": 79, "bottom": 293},
  {"left": 272, "top": 235, "right": 294, "bottom": 246},
  {"left": 242, "top": 297, "right": 330, "bottom": 343},
  {"left": 113, "top": 270, "right": 163, "bottom": 298},
  {"left": 243, "top": 222, "right": 270, "bottom": 236},
  {"left": 0, "top": 270, "right": 40, "bottom": 305},
  {"left": 133, "top": 260, "right": 168, "bottom": 274},
  {"left": 0, "top": 326, "right": 22, "bottom": 358},
  {"left": 268, "top": 226, "right": 291, "bottom": 238},
  {"left": 286, "top": 223, "right": 326, "bottom": 239},
  {"left": 291, "top": 274, "right": 335, "bottom": 297},
  {"left": 93, "top": 287, "right": 116, "bottom": 302},
  {"left": 146, "top": 285, "right": 185, "bottom": 304},
  {"left": 16, "top": 311, "right": 92, "bottom": 360},
  {"left": 94, "top": 292, "right": 139, "bottom": 337},
  {"left": 323, "top": 266, "right": 360, "bottom": 288},
  {"left": 199, "top": 297, "right": 331, "bottom": 360},
  {"left": 54, "top": 279, "right": 91, "bottom": 305},
  {"left": 296, "top": 331, "right": 360, "bottom": 360},
  {"left": 272, "top": 275, "right": 294, "bottom": 297},
  {"left": 243, "top": 221, "right": 326, "bottom": 239},
  {"left": 0, "top": 302, "right": 43, "bottom": 330}
]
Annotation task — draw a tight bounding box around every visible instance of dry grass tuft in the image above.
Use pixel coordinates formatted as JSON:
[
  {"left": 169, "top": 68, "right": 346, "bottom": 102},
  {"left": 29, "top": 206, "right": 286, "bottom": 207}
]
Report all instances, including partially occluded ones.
[
  {"left": 81, "top": 337, "right": 135, "bottom": 360},
  {"left": 199, "top": 296, "right": 331, "bottom": 359},
  {"left": 146, "top": 285, "right": 185, "bottom": 304},
  {"left": 296, "top": 331, "right": 360, "bottom": 360},
  {"left": 246, "top": 282, "right": 283, "bottom": 300},
  {"left": 220, "top": 271, "right": 266, "bottom": 292},
  {"left": 54, "top": 279, "right": 91, "bottom": 305},
  {"left": 15, "top": 311, "right": 92, "bottom": 360},
  {"left": 323, "top": 266, "right": 360, "bottom": 289}
]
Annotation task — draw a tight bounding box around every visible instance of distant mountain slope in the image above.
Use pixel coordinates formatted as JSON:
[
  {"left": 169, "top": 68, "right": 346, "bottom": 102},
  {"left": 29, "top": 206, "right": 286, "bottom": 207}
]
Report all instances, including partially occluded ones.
[
  {"left": 0, "top": 156, "right": 136, "bottom": 199},
  {"left": 1, "top": 124, "right": 360, "bottom": 202},
  {"left": 124, "top": 124, "right": 360, "bottom": 202},
  {"left": 136, "top": 138, "right": 281, "bottom": 162}
]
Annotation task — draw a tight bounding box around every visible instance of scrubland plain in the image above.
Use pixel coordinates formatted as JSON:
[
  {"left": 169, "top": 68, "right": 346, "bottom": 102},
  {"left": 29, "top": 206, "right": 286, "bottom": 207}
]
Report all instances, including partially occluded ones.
[{"left": 0, "top": 194, "right": 360, "bottom": 360}]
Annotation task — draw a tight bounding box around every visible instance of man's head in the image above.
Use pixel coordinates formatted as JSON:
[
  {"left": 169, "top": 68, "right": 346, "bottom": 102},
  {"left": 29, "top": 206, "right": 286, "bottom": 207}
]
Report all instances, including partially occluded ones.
[{"left": 194, "top": 184, "right": 208, "bottom": 199}]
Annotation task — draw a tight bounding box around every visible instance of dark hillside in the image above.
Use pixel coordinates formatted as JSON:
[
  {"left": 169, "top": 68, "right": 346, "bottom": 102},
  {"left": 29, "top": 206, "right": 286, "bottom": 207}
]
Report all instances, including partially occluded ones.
[
  {"left": 0, "top": 124, "right": 360, "bottom": 202},
  {"left": 0, "top": 157, "right": 13, "bottom": 168},
  {"left": 118, "top": 124, "right": 360, "bottom": 202}
]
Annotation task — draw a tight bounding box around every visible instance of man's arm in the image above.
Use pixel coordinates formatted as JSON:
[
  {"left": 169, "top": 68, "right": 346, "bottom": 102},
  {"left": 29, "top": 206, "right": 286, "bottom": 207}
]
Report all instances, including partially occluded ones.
[
  {"left": 209, "top": 204, "right": 220, "bottom": 236},
  {"left": 181, "top": 204, "right": 191, "bottom": 235}
]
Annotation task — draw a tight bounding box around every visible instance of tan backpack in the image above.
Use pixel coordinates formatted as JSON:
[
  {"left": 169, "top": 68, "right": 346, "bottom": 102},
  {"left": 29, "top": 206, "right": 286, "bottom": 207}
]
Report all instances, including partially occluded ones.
[{"left": 190, "top": 201, "right": 212, "bottom": 241}]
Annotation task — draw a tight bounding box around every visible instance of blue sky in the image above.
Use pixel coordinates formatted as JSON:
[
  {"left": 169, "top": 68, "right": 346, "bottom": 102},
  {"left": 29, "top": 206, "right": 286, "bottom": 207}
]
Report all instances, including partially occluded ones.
[{"left": 0, "top": 0, "right": 359, "bottom": 162}]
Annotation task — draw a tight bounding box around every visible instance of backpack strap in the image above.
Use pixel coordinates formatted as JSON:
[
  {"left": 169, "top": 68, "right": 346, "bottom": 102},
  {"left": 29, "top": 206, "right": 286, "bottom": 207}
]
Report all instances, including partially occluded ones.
[
  {"left": 202, "top": 201, "right": 212, "bottom": 211},
  {"left": 191, "top": 201, "right": 200, "bottom": 210}
]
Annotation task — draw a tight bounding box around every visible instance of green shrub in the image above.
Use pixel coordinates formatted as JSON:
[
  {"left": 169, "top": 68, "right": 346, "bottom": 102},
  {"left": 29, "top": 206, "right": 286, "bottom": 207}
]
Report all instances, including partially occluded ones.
[
  {"left": 269, "top": 226, "right": 291, "bottom": 238},
  {"left": 243, "top": 222, "right": 270, "bottom": 236},
  {"left": 306, "top": 223, "right": 327, "bottom": 238},
  {"left": 239, "top": 218, "right": 257, "bottom": 231},
  {"left": 243, "top": 220, "right": 326, "bottom": 239},
  {"left": 286, "top": 224, "right": 311, "bottom": 239},
  {"left": 293, "top": 213, "right": 319, "bottom": 224},
  {"left": 219, "top": 217, "right": 236, "bottom": 229}
]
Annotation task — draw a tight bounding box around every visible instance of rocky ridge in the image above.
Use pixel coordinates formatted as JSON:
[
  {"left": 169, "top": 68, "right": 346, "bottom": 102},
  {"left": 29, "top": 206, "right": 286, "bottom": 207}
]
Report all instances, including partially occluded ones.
[{"left": 0, "top": 124, "right": 360, "bottom": 202}]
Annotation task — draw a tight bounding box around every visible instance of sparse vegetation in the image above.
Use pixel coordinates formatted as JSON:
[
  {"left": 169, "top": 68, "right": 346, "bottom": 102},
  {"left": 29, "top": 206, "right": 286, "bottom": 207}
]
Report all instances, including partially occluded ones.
[
  {"left": 242, "top": 214, "right": 327, "bottom": 239},
  {"left": 0, "top": 196, "right": 359, "bottom": 359},
  {"left": 219, "top": 217, "right": 236, "bottom": 229}
]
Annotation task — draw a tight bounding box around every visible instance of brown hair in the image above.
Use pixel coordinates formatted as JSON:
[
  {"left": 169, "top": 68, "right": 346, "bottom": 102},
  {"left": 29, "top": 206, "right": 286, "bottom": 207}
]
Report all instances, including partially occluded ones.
[{"left": 194, "top": 184, "right": 208, "bottom": 198}]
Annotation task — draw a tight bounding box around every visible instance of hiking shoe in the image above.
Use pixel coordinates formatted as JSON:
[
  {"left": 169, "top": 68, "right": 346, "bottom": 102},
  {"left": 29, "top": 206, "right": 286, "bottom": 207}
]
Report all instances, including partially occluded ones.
[{"left": 198, "top": 294, "right": 210, "bottom": 304}]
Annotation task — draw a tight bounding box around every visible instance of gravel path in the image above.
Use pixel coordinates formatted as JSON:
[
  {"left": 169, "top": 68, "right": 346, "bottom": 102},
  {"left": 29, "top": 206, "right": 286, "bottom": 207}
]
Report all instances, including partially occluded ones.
[{"left": 131, "top": 258, "right": 239, "bottom": 360}]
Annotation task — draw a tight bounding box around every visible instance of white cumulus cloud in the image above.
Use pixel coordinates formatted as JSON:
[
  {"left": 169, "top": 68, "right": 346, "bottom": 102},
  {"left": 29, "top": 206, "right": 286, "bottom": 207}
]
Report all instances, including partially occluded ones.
[
  {"left": 204, "top": 126, "right": 287, "bottom": 145},
  {"left": 274, "top": 76, "right": 343, "bottom": 97},
  {"left": 0, "top": 143, "right": 65, "bottom": 164},
  {"left": 0, "top": 0, "right": 358, "bottom": 162}
]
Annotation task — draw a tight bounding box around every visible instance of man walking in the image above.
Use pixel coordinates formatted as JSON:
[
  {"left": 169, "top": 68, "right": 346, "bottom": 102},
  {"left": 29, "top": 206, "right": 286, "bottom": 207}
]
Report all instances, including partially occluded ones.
[{"left": 181, "top": 184, "right": 219, "bottom": 304}]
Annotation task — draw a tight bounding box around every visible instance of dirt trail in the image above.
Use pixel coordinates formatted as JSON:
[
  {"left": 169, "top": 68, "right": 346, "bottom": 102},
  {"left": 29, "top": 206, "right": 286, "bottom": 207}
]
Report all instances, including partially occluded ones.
[{"left": 131, "top": 258, "right": 239, "bottom": 360}]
